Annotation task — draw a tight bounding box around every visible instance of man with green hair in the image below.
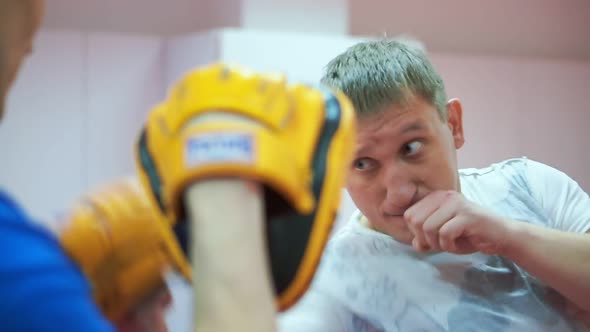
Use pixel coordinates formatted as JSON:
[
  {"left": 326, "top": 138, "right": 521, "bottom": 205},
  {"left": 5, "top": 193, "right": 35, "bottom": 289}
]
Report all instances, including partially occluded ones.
[{"left": 278, "top": 39, "right": 590, "bottom": 331}]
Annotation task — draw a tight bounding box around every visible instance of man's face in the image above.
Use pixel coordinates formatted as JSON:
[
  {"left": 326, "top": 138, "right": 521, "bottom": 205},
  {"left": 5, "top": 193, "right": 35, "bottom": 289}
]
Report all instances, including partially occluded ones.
[
  {"left": 0, "top": 0, "right": 44, "bottom": 121},
  {"left": 346, "top": 96, "right": 465, "bottom": 244}
]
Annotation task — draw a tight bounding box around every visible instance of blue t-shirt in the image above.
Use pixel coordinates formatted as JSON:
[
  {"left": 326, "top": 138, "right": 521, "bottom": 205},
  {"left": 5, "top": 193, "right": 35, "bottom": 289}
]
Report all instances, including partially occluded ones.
[{"left": 0, "top": 190, "right": 114, "bottom": 332}]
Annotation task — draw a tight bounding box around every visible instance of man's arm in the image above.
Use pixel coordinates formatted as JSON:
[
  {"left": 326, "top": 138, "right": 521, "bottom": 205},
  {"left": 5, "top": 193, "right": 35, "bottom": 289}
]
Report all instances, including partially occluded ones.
[
  {"left": 186, "top": 179, "right": 358, "bottom": 332},
  {"left": 501, "top": 222, "right": 590, "bottom": 311},
  {"left": 404, "top": 159, "right": 590, "bottom": 312},
  {"left": 187, "top": 179, "right": 277, "bottom": 332},
  {"left": 502, "top": 159, "right": 590, "bottom": 311}
]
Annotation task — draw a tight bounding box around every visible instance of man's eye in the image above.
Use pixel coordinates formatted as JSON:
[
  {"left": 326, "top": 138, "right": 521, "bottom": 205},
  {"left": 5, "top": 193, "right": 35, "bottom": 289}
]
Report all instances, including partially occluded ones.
[
  {"left": 402, "top": 141, "right": 423, "bottom": 156},
  {"left": 353, "top": 158, "right": 373, "bottom": 171}
]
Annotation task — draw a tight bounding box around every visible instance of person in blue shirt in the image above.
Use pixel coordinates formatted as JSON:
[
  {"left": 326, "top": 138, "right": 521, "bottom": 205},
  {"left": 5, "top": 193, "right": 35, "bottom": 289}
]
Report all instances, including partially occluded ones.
[
  {"left": 0, "top": 1, "right": 111, "bottom": 330},
  {"left": 0, "top": 2, "right": 174, "bottom": 331}
]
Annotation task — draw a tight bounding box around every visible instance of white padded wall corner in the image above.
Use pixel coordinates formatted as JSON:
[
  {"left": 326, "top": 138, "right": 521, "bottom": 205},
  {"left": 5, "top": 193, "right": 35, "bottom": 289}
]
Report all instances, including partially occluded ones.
[
  {"left": 0, "top": 30, "right": 85, "bottom": 222},
  {"left": 165, "top": 30, "right": 222, "bottom": 89},
  {"left": 219, "top": 28, "right": 364, "bottom": 84},
  {"left": 86, "top": 33, "right": 165, "bottom": 189}
]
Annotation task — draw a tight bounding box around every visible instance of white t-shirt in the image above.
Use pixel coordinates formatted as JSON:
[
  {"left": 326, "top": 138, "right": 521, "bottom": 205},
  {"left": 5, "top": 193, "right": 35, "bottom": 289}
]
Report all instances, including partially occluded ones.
[{"left": 279, "top": 158, "right": 590, "bottom": 332}]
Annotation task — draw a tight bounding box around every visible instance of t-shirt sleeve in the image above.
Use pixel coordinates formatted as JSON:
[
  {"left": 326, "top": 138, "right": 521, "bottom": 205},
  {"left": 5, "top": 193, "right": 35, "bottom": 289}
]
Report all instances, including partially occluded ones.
[
  {"left": 0, "top": 195, "right": 114, "bottom": 332},
  {"left": 524, "top": 159, "right": 590, "bottom": 234}
]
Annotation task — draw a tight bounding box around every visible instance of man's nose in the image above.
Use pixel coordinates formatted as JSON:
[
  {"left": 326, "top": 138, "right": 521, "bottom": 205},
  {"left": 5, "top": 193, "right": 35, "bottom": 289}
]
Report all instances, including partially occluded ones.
[{"left": 382, "top": 165, "right": 417, "bottom": 215}]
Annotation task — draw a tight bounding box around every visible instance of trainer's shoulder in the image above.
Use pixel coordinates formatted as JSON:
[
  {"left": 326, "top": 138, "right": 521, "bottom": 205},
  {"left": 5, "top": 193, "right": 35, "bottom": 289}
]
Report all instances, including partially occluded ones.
[
  {"left": 0, "top": 191, "right": 75, "bottom": 280},
  {"left": 0, "top": 190, "right": 27, "bottom": 222}
]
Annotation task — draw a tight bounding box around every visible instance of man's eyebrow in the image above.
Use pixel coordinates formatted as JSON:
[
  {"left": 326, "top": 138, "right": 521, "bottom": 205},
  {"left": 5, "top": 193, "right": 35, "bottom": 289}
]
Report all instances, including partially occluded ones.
[{"left": 399, "top": 121, "right": 425, "bottom": 134}]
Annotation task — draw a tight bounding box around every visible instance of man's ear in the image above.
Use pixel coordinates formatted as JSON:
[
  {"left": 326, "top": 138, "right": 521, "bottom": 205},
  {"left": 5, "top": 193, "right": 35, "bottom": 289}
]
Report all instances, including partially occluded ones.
[{"left": 446, "top": 98, "right": 464, "bottom": 149}]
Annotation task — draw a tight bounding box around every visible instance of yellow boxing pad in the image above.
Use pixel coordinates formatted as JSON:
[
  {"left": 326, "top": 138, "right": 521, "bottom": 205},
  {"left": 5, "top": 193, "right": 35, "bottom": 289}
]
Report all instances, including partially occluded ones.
[
  {"left": 59, "top": 178, "right": 191, "bottom": 322},
  {"left": 136, "top": 63, "right": 356, "bottom": 310}
]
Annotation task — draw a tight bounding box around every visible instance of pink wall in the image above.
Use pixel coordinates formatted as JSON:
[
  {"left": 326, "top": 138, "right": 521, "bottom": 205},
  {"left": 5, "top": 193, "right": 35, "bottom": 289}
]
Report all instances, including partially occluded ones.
[
  {"left": 0, "top": 31, "right": 86, "bottom": 221},
  {"left": 432, "top": 54, "right": 590, "bottom": 190},
  {"left": 86, "top": 33, "right": 165, "bottom": 189},
  {"left": 0, "top": 30, "right": 164, "bottom": 221}
]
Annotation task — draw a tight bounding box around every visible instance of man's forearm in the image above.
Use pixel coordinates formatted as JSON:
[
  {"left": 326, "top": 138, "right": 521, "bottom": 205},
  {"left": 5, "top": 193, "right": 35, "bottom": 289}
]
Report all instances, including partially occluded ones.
[
  {"left": 187, "top": 179, "right": 277, "bottom": 332},
  {"left": 503, "top": 221, "right": 590, "bottom": 311}
]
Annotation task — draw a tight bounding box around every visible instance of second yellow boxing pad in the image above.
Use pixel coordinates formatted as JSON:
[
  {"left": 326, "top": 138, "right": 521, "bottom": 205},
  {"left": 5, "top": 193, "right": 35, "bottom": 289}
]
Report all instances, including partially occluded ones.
[
  {"left": 59, "top": 178, "right": 191, "bottom": 322},
  {"left": 136, "top": 63, "right": 356, "bottom": 310}
]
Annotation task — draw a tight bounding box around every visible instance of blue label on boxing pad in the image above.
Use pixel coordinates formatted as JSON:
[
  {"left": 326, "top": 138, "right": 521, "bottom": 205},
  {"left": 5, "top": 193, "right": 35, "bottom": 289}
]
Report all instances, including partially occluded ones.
[{"left": 185, "top": 132, "right": 254, "bottom": 166}]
